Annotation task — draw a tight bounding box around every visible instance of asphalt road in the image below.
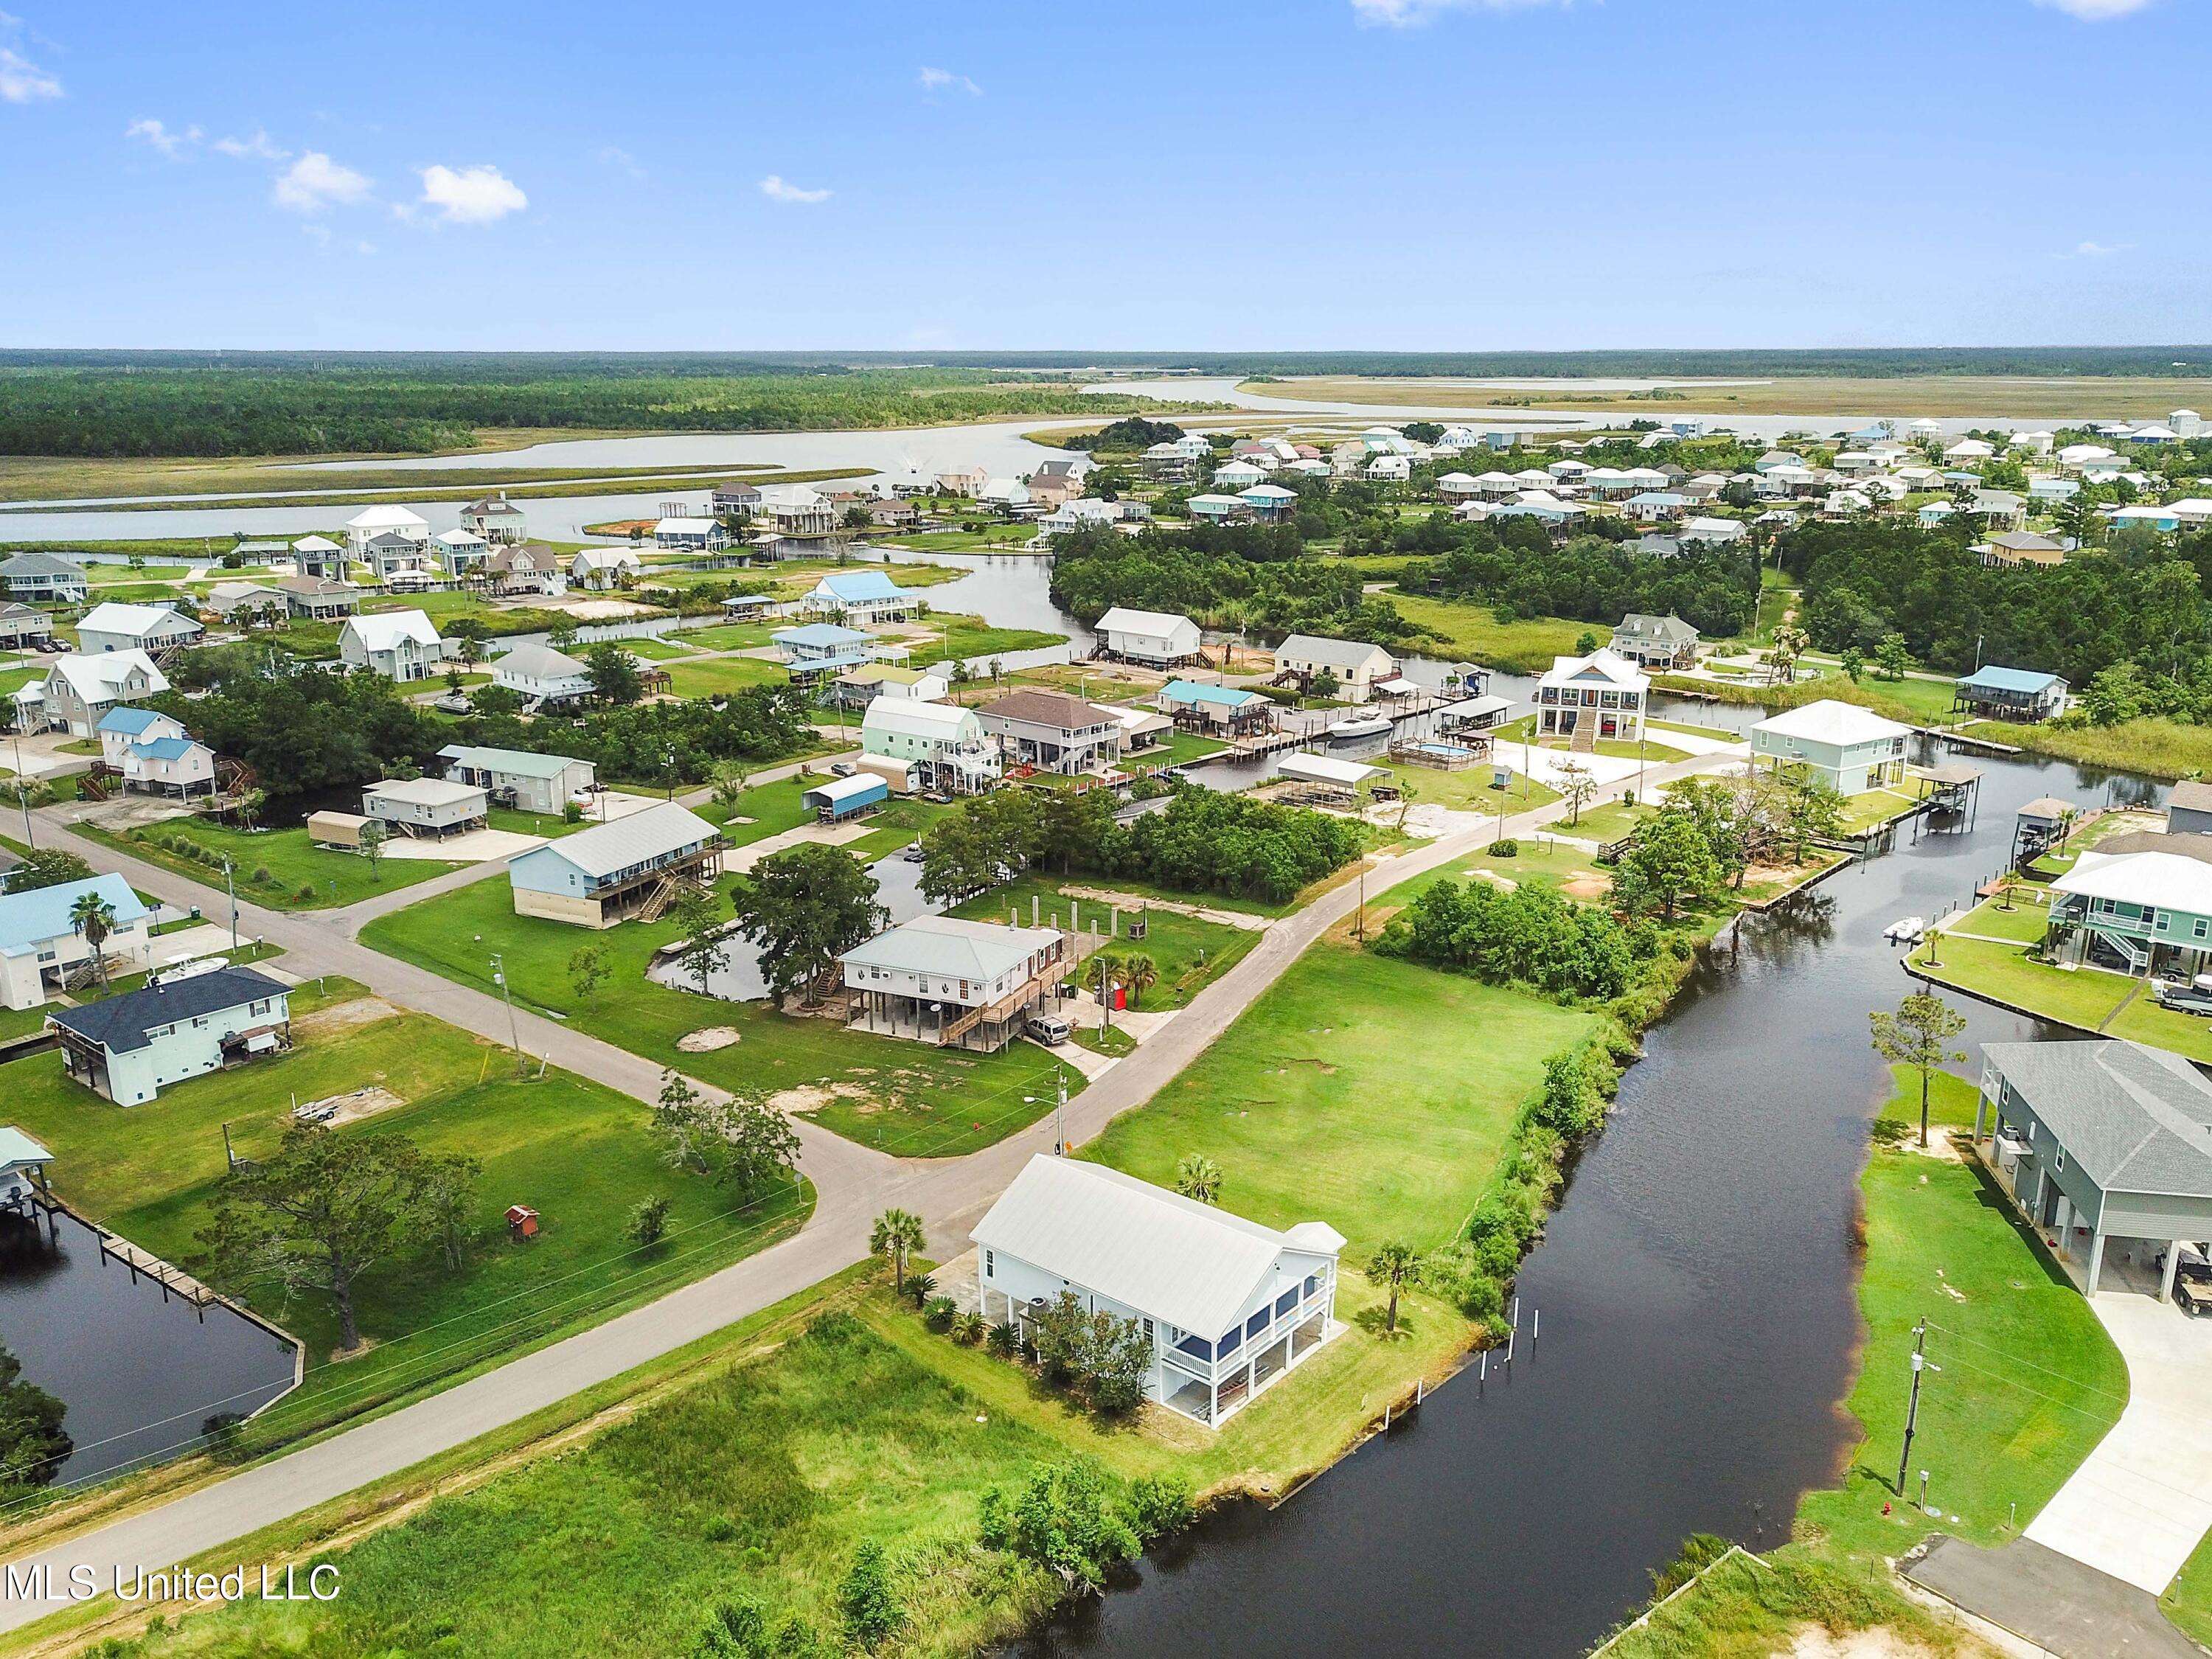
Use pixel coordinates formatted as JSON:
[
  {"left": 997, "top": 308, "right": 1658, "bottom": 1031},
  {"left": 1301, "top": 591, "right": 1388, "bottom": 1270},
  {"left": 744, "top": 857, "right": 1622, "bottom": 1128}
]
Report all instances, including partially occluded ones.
[{"left": 0, "top": 749, "right": 1732, "bottom": 1630}]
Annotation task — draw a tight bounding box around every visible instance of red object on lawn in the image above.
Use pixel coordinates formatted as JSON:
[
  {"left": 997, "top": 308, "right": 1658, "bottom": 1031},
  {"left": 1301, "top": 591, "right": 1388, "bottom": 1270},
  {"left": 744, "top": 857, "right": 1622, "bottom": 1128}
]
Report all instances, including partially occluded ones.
[{"left": 506, "top": 1204, "right": 540, "bottom": 1239}]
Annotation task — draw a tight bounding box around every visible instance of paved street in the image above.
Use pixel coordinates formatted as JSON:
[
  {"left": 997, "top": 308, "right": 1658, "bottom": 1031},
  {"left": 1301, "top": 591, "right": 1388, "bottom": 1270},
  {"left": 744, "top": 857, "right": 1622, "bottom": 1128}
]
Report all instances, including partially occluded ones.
[{"left": 0, "top": 747, "right": 1736, "bottom": 1628}]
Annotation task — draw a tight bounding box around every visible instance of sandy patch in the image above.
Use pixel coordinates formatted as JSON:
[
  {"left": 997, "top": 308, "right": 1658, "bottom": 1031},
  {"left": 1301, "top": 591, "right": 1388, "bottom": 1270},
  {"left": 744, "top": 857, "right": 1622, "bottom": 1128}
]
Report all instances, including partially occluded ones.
[
  {"left": 1781, "top": 1625, "right": 1947, "bottom": 1659},
  {"left": 298, "top": 1085, "right": 408, "bottom": 1128},
  {"left": 383, "top": 827, "right": 545, "bottom": 863},
  {"left": 559, "top": 599, "right": 658, "bottom": 620},
  {"left": 678, "top": 1026, "right": 742, "bottom": 1053},
  {"left": 768, "top": 1081, "right": 876, "bottom": 1116},
  {"left": 726, "top": 819, "right": 872, "bottom": 873},
  {"left": 293, "top": 995, "right": 400, "bottom": 1040},
  {"left": 1562, "top": 874, "right": 1612, "bottom": 900}
]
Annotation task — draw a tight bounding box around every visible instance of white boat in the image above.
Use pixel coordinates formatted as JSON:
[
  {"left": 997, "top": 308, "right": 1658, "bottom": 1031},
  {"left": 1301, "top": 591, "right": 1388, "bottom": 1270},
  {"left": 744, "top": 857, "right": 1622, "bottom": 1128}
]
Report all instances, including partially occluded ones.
[
  {"left": 1883, "top": 917, "right": 1926, "bottom": 944},
  {"left": 1325, "top": 714, "right": 1394, "bottom": 757}
]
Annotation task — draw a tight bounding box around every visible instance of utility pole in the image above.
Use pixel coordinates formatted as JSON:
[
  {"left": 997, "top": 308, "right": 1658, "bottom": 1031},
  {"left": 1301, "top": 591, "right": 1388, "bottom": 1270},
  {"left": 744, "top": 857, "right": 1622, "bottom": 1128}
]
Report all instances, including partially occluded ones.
[
  {"left": 1055, "top": 1066, "right": 1067, "bottom": 1157},
  {"left": 1355, "top": 858, "right": 1366, "bottom": 942},
  {"left": 490, "top": 952, "right": 524, "bottom": 1077},
  {"left": 222, "top": 859, "right": 240, "bottom": 953},
  {"left": 1897, "top": 1319, "right": 1937, "bottom": 1496}
]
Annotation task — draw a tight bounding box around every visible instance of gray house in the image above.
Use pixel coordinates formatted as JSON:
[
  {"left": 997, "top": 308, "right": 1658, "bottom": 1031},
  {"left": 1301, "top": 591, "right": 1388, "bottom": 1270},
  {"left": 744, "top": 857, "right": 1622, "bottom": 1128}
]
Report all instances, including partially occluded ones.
[
  {"left": 1610, "top": 613, "right": 1700, "bottom": 670},
  {"left": 0, "top": 552, "right": 89, "bottom": 603},
  {"left": 2170, "top": 781, "right": 2212, "bottom": 838},
  {"left": 1975, "top": 1040, "right": 2212, "bottom": 1299},
  {"left": 976, "top": 689, "right": 1124, "bottom": 776}
]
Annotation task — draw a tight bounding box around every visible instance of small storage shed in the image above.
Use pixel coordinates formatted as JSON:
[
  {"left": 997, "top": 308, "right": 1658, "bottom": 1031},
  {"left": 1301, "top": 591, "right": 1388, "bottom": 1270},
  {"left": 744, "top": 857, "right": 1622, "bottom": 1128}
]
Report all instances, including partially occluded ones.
[
  {"left": 307, "top": 810, "right": 369, "bottom": 849},
  {"left": 802, "top": 773, "right": 889, "bottom": 822}
]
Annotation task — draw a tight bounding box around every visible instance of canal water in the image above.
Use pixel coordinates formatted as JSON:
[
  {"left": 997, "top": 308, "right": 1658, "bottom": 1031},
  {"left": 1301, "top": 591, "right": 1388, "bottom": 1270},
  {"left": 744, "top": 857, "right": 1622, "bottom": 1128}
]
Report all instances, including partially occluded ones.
[
  {"left": 0, "top": 1211, "right": 299, "bottom": 1488},
  {"left": 1011, "top": 742, "right": 2157, "bottom": 1659}
]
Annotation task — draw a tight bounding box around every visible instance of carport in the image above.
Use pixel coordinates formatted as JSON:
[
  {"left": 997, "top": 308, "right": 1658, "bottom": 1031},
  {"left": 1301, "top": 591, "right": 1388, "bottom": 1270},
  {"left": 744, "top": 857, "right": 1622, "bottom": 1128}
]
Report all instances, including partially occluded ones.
[{"left": 1974, "top": 1039, "right": 2212, "bottom": 1301}]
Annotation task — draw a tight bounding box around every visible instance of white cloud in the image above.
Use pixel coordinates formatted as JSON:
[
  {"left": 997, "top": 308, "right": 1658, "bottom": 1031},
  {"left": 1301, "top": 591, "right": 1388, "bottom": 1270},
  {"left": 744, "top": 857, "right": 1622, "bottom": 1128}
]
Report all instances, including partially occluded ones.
[
  {"left": 416, "top": 162, "right": 528, "bottom": 223},
  {"left": 0, "top": 17, "right": 59, "bottom": 102},
  {"left": 125, "top": 117, "right": 198, "bottom": 156},
  {"left": 1350, "top": 0, "right": 1568, "bottom": 24},
  {"left": 919, "top": 65, "right": 981, "bottom": 95},
  {"left": 597, "top": 144, "right": 645, "bottom": 180},
  {"left": 274, "top": 150, "right": 372, "bottom": 212},
  {"left": 759, "top": 174, "right": 830, "bottom": 204},
  {"left": 2065, "top": 240, "right": 2130, "bottom": 257},
  {"left": 213, "top": 128, "right": 288, "bottom": 161},
  {"left": 2030, "top": 0, "right": 2154, "bottom": 17}
]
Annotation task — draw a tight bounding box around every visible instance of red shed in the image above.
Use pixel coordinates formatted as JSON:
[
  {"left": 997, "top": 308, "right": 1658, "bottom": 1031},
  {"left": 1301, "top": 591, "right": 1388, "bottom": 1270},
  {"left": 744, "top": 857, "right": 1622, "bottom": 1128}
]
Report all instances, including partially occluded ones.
[{"left": 505, "top": 1204, "right": 540, "bottom": 1240}]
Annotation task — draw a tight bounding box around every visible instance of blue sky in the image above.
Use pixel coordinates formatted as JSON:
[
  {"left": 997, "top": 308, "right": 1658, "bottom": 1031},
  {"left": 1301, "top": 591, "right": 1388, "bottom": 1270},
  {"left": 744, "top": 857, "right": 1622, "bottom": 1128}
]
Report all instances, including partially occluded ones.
[{"left": 1, "top": 0, "right": 2205, "bottom": 351}]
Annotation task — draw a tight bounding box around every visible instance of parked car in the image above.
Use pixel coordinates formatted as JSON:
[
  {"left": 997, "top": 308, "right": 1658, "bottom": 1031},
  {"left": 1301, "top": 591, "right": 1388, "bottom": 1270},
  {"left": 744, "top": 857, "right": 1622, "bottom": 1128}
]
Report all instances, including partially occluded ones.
[
  {"left": 830, "top": 761, "right": 858, "bottom": 777},
  {"left": 434, "top": 692, "right": 473, "bottom": 714},
  {"left": 901, "top": 843, "right": 928, "bottom": 863},
  {"left": 1025, "top": 1012, "right": 1071, "bottom": 1046},
  {"left": 2156, "top": 985, "right": 2212, "bottom": 1016}
]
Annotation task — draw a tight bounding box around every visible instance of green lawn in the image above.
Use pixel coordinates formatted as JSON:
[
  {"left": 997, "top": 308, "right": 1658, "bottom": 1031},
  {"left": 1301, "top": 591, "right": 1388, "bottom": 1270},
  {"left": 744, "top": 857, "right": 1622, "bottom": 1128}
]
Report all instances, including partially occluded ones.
[
  {"left": 1380, "top": 594, "right": 1592, "bottom": 674},
  {"left": 664, "top": 655, "right": 791, "bottom": 699},
  {"left": 1944, "top": 892, "right": 2053, "bottom": 945},
  {"left": 358, "top": 875, "right": 1078, "bottom": 1158},
  {"left": 1559, "top": 799, "right": 1658, "bottom": 846},
  {"left": 671, "top": 622, "right": 776, "bottom": 651},
  {"left": 4, "top": 985, "right": 811, "bottom": 1435},
  {"left": 948, "top": 876, "right": 1261, "bottom": 1013},
  {"left": 73, "top": 819, "right": 462, "bottom": 909},
  {"left": 1909, "top": 933, "right": 2212, "bottom": 1060},
  {"left": 1838, "top": 785, "right": 1919, "bottom": 834},
  {"left": 1158, "top": 730, "right": 1228, "bottom": 766},
  {"left": 1647, "top": 717, "right": 1742, "bottom": 742},
  {"left": 915, "top": 613, "right": 1067, "bottom": 665},
  {"left": 1083, "top": 939, "right": 1595, "bottom": 1251},
  {"left": 608, "top": 633, "right": 698, "bottom": 660},
  {"left": 1495, "top": 716, "right": 1691, "bottom": 768},
  {"left": 1371, "top": 756, "right": 1561, "bottom": 815},
  {"left": 1961, "top": 716, "right": 2212, "bottom": 783}
]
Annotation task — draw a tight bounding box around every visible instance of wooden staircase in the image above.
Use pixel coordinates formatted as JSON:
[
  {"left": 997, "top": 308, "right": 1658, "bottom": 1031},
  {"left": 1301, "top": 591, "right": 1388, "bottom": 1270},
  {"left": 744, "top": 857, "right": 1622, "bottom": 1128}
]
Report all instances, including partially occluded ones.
[
  {"left": 1568, "top": 714, "right": 1599, "bottom": 754},
  {"left": 636, "top": 873, "right": 682, "bottom": 923}
]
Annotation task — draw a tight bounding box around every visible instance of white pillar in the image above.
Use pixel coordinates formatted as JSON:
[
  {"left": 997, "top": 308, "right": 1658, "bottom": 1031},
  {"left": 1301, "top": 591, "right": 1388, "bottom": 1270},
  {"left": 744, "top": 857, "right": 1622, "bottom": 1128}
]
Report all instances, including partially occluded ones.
[
  {"left": 2053, "top": 1196, "right": 2073, "bottom": 1255},
  {"left": 2163, "top": 1242, "right": 2183, "bottom": 1304},
  {"left": 2086, "top": 1231, "right": 2107, "bottom": 1298},
  {"left": 1973, "top": 1095, "right": 1987, "bottom": 1144}
]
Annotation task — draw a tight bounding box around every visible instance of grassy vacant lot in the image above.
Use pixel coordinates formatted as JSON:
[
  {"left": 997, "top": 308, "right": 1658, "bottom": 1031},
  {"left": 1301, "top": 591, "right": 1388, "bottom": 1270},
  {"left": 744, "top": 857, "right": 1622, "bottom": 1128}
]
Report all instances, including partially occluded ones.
[
  {"left": 1964, "top": 715, "right": 2212, "bottom": 782},
  {"left": 605, "top": 632, "right": 699, "bottom": 659},
  {"left": 1601, "top": 1068, "right": 2131, "bottom": 1658},
  {"left": 1382, "top": 592, "right": 1590, "bottom": 674},
  {"left": 1158, "top": 729, "right": 1228, "bottom": 765},
  {"left": 669, "top": 621, "right": 775, "bottom": 650},
  {"left": 948, "top": 876, "right": 1262, "bottom": 1012},
  {"left": 73, "top": 819, "right": 461, "bottom": 910},
  {"left": 4, "top": 981, "right": 811, "bottom": 1434},
  {"left": 916, "top": 612, "right": 1067, "bottom": 664},
  {"left": 1243, "top": 373, "right": 2212, "bottom": 420},
  {"left": 1495, "top": 714, "right": 1691, "bottom": 767},
  {"left": 1085, "top": 939, "right": 1594, "bottom": 1251},
  {"left": 1910, "top": 932, "right": 2212, "bottom": 1061},
  {"left": 1837, "top": 785, "right": 1921, "bottom": 835},
  {"left": 359, "top": 874, "right": 1076, "bottom": 1158},
  {"left": 1368, "top": 752, "right": 1561, "bottom": 815},
  {"left": 664, "top": 654, "right": 791, "bottom": 699}
]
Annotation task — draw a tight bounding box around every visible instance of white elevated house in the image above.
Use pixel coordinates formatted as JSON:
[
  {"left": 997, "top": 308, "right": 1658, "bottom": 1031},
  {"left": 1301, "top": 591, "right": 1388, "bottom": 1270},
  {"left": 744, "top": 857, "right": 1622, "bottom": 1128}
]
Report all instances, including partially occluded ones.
[
  {"left": 438, "top": 743, "right": 596, "bottom": 815},
  {"left": 2046, "top": 849, "right": 2212, "bottom": 978},
  {"left": 1271, "top": 634, "right": 1395, "bottom": 703},
  {"left": 0, "top": 551, "right": 89, "bottom": 602},
  {"left": 859, "top": 698, "right": 1000, "bottom": 794},
  {"left": 433, "top": 526, "right": 490, "bottom": 577},
  {"left": 1095, "top": 606, "right": 1203, "bottom": 668},
  {"left": 344, "top": 506, "right": 431, "bottom": 563},
  {"left": 1534, "top": 648, "right": 1649, "bottom": 744},
  {"left": 76, "top": 601, "right": 203, "bottom": 657},
  {"left": 507, "top": 801, "right": 723, "bottom": 928},
  {"left": 339, "top": 611, "right": 449, "bottom": 681},
  {"left": 290, "top": 535, "right": 347, "bottom": 580},
  {"left": 47, "top": 964, "right": 291, "bottom": 1107},
  {"left": 759, "top": 483, "right": 839, "bottom": 538},
  {"left": 973, "top": 1155, "right": 1345, "bottom": 1425},
  {"left": 13, "top": 650, "right": 170, "bottom": 737},
  {"left": 653, "top": 518, "right": 730, "bottom": 554},
  {"left": 0, "top": 874, "right": 154, "bottom": 1011},
  {"left": 459, "top": 493, "right": 529, "bottom": 545},
  {"left": 95, "top": 707, "right": 217, "bottom": 798},
  {"left": 492, "top": 641, "right": 596, "bottom": 706},
  {"left": 1750, "top": 699, "right": 1911, "bottom": 794},
  {"left": 361, "top": 776, "right": 489, "bottom": 839},
  {"left": 839, "top": 914, "right": 1070, "bottom": 1051},
  {"left": 573, "top": 547, "right": 644, "bottom": 591}
]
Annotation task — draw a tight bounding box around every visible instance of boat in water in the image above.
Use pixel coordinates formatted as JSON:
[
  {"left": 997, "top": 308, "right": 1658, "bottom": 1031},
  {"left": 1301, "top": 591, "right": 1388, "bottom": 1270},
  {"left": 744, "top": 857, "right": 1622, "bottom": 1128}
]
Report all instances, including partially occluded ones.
[{"left": 1325, "top": 714, "right": 1394, "bottom": 757}]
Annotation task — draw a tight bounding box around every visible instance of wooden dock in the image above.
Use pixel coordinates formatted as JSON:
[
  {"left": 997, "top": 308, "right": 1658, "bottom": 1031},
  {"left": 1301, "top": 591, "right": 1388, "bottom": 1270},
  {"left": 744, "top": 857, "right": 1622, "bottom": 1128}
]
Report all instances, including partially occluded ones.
[
  {"left": 1934, "top": 727, "right": 2021, "bottom": 757},
  {"left": 34, "top": 1195, "right": 226, "bottom": 1311}
]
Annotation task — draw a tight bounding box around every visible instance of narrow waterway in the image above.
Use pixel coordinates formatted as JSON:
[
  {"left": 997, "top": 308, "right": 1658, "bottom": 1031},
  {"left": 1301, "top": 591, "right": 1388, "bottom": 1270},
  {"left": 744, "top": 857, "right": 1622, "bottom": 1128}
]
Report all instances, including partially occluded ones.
[{"left": 1012, "top": 743, "right": 2159, "bottom": 1659}]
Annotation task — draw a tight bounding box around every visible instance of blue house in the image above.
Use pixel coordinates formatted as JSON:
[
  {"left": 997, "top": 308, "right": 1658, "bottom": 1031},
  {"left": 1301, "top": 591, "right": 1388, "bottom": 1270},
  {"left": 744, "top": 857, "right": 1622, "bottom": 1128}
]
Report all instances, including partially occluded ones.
[
  {"left": 1953, "top": 664, "right": 2068, "bottom": 722},
  {"left": 800, "top": 570, "right": 917, "bottom": 625},
  {"left": 1160, "top": 678, "right": 1273, "bottom": 733},
  {"left": 771, "top": 622, "right": 902, "bottom": 681},
  {"left": 0, "top": 874, "right": 154, "bottom": 1012}
]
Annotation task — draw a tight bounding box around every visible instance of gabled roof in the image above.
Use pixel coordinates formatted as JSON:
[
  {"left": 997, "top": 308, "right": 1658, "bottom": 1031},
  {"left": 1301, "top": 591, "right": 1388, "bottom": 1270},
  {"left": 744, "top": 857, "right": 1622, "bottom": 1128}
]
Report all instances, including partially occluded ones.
[
  {"left": 842, "top": 914, "right": 1061, "bottom": 984},
  {"left": 0, "top": 874, "right": 149, "bottom": 956},
  {"left": 979, "top": 688, "right": 1116, "bottom": 731},
  {"left": 862, "top": 699, "right": 978, "bottom": 742},
  {"left": 1538, "top": 647, "right": 1649, "bottom": 691},
  {"left": 1273, "top": 634, "right": 1391, "bottom": 670},
  {"left": 1096, "top": 606, "right": 1197, "bottom": 639},
  {"left": 0, "top": 1127, "right": 52, "bottom": 1172},
  {"left": 518, "top": 801, "right": 718, "bottom": 880},
  {"left": 2055, "top": 849, "right": 2212, "bottom": 918},
  {"left": 439, "top": 742, "right": 590, "bottom": 779},
  {"left": 1615, "top": 613, "right": 1700, "bottom": 645},
  {"left": 813, "top": 571, "right": 905, "bottom": 603},
  {"left": 344, "top": 610, "right": 442, "bottom": 652},
  {"left": 774, "top": 623, "right": 872, "bottom": 648},
  {"left": 48, "top": 966, "right": 288, "bottom": 1056},
  {"left": 0, "top": 551, "right": 88, "bottom": 579},
  {"left": 345, "top": 506, "right": 429, "bottom": 531},
  {"left": 492, "top": 643, "right": 591, "bottom": 683},
  {"left": 131, "top": 735, "right": 201, "bottom": 762},
  {"left": 49, "top": 650, "right": 169, "bottom": 703},
  {"left": 1753, "top": 698, "right": 1912, "bottom": 747},
  {"left": 80, "top": 601, "right": 201, "bottom": 639},
  {"left": 1985, "top": 1039, "right": 2212, "bottom": 1199},
  {"left": 1956, "top": 664, "right": 2062, "bottom": 695},
  {"left": 1161, "top": 678, "right": 1265, "bottom": 709},
  {"left": 96, "top": 706, "right": 167, "bottom": 737},
  {"left": 973, "top": 1155, "right": 1345, "bottom": 1337}
]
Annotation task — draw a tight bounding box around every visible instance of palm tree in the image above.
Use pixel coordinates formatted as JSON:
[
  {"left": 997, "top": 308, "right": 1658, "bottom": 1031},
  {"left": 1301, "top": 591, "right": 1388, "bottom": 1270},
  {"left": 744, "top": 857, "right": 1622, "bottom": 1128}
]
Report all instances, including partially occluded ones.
[
  {"left": 235, "top": 787, "right": 268, "bottom": 833},
  {"left": 1175, "top": 1153, "right": 1223, "bottom": 1206},
  {"left": 69, "top": 893, "right": 117, "bottom": 992},
  {"left": 1118, "top": 953, "right": 1158, "bottom": 1008},
  {"left": 1364, "top": 1241, "right": 1424, "bottom": 1335},
  {"left": 869, "top": 1208, "right": 925, "bottom": 1294}
]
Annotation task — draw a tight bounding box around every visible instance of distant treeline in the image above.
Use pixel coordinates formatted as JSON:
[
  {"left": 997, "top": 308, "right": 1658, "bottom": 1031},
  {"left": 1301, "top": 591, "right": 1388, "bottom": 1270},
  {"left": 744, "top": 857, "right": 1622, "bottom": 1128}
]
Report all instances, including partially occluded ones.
[
  {"left": 7, "top": 346, "right": 2211, "bottom": 381},
  {"left": 0, "top": 365, "right": 1197, "bottom": 459}
]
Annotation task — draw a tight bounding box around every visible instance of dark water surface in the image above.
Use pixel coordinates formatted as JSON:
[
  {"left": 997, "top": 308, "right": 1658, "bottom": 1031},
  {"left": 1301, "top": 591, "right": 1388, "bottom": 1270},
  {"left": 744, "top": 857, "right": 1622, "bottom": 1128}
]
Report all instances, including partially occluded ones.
[
  {"left": 1012, "top": 743, "right": 2153, "bottom": 1659},
  {"left": 0, "top": 1211, "right": 299, "bottom": 1486}
]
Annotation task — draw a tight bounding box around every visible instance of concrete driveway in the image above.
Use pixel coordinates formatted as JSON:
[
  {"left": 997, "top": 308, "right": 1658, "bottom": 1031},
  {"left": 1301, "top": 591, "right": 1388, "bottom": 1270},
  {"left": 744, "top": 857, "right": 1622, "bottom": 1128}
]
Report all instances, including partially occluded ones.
[{"left": 2025, "top": 1292, "right": 2212, "bottom": 1595}]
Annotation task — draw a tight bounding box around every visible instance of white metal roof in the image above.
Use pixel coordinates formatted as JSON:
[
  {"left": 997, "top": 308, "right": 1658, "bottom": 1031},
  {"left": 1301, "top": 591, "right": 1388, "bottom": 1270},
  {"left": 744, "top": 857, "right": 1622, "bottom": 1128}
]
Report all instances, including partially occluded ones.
[
  {"left": 1095, "top": 606, "right": 1196, "bottom": 639},
  {"left": 1279, "top": 751, "right": 1385, "bottom": 787},
  {"left": 79, "top": 600, "right": 198, "bottom": 639},
  {"left": 841, "top": 914, "right": 1060, "bottom": 981},
  {"left": 1274, "top": 633, "right": 1391, "bottom": 671},
  {"left": 344, "top": 610, "right": 442, "bottom": 651},
  {"left": 973, "top": 1155, "right": 1344, "bottom": 1337},
  {"left": 292, "top": 535, "right": 343, "bottom": 552},
  {"left": 529, "top": 801, "right": 719, "bottom": 880},
  {"left": 364, "top": 776, "right": 484, "bottom": 809},
  {"left": 1538, "top": 647, "right": 1649, "bottom": 691},
  {"left": 655, "top": 518, "right": 720, "bottom": 534},
  {"left": 493, "top": 642, "right": 591, "bottom": 682},
  {"left": 1753, "top": 698, "right": 1913, "bottom": 748},
  {"left": 2056, "top": 849, "right": 2212, "bottom": 917},
  {"left": 862, "top": 698, "right": 978, "bottom": 740},
  {"left": 49, "top": 650, "right": 169, "bottom": 702},
  {"left": 345, "top": 506, "right": 429, "bottom": 531}
]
